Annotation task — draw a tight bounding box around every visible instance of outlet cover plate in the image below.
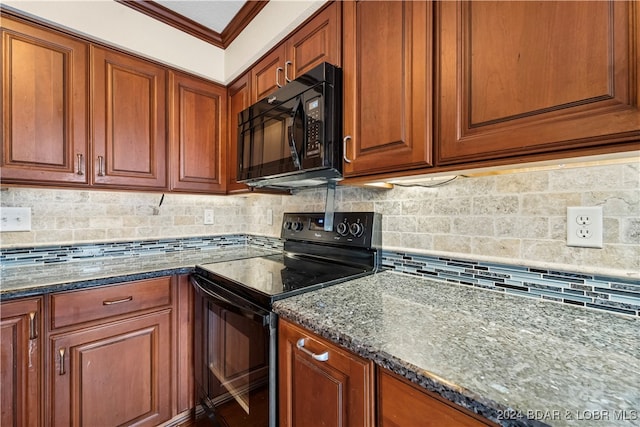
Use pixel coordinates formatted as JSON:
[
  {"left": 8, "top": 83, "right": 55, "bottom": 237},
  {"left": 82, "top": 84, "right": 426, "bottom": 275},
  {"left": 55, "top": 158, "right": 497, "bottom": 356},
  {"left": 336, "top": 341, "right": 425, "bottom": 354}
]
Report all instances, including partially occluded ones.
[
  {"left": 567, "top": 206, "right": 603, "bottom": 248},
  {"left": 1, "top": 207, "right": 32, "bottom": 232}
]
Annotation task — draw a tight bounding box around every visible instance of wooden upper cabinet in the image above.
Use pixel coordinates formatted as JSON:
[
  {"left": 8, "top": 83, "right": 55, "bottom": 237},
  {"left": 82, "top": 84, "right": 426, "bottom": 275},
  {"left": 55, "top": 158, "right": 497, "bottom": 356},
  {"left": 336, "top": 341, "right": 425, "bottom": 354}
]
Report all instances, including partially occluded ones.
[
  {"left": 1, "top": 16, "right": 89, "bottom": 185},
  {"left": 436, "top": 1, "right": 640, "bottom": 164},
  {"left": 169, "top": 71, "right": 227, "bottom": 193},
  {"left": 227, "top": 73, "right": 251, "bottom": 193},
  {"left": 342, "top": 1, "right": 433, "bottom": 178},
  {"left": 250, "top": 1, "right": 341, "bottom": 103},
  {"left": 0, "top": 297, "right": 42, "bottom": 427},
  {"left": 285, "top": 1, "right": 341, "bottom": 80},
  {"left": 91, "top": 46, "right": 167, "bottom": 189},
  {"left": 279, "top": 318, "right": 375, "bottom": 427}
]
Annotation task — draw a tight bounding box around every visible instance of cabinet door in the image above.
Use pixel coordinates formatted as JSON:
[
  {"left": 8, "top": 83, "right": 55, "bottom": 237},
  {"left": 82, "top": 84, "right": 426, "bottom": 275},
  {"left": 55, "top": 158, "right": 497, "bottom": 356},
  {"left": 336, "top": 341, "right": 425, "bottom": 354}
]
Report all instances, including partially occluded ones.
[
  {"left": 227, "top": 73, "right": 251, "bottom": 193},
  {"left": 437, "top": 1, "right": 640, "bottom": 164},
  {"left": 0, "top": 297, "right": 42, "bottom": 427},
  {"left": 49, "top": 310, "right": 172, "bottom": 426},
  {"left": 169, "top": 71, "right": 227, "bottom": 193},
  {"left": 342, "top": 1, "right": 433, "bottom": 177},
  {"left": 91, "top": 46, "right": 167, "bottom": 189},
  {"left": 279, "top": 319, "right": 375, "bottom": 427},
  {"left": 1, "top": 16, "right": 89, "bottom": 184},
  {"left": 251, "top": 46, "right": 285, "bottom": 103},
  {"left": 285, "top": 1, "right": 341, "bottom": 80},
  {"left": 378, "top": 369, "right": 495, "bottom": 427}
]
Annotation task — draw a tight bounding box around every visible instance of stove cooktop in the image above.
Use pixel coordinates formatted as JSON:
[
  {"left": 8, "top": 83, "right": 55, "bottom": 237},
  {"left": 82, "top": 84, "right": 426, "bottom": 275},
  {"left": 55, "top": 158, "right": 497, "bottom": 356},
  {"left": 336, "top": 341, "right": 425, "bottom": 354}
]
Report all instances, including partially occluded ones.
[{"left": 196, "top": 253, "right": 373, "bottom": 308}]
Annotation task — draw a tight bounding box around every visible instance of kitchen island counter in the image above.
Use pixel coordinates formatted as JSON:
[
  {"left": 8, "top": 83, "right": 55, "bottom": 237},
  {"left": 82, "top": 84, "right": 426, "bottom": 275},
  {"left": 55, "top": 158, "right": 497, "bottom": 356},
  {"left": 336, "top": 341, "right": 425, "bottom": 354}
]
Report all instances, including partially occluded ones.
[{"left": 273, "top": 270, "right": 640, "bottom": 427}]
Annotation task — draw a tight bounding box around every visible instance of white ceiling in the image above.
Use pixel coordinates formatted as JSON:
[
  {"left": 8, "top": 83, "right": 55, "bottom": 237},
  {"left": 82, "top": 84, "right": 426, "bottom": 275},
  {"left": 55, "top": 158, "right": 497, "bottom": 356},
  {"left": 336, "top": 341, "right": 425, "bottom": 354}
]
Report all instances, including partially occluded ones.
[{"left": 155, "top": 0, "right": 247, "bottom": 33}]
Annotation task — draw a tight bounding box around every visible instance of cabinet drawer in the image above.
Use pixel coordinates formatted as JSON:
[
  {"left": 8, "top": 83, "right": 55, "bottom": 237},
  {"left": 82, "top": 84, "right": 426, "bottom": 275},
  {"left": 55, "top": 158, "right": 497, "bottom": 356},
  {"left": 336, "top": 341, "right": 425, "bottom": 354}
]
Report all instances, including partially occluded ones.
[{"left": 50, "top": 277, "right": 172, "bottom": 329}]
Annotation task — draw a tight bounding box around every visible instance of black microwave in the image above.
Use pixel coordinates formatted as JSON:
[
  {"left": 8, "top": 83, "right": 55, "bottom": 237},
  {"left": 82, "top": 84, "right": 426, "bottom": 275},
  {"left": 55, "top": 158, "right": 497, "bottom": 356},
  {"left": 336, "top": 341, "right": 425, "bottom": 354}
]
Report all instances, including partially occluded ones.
[{"left": 237, "top": 62, "right": 342, "bottom": 190}]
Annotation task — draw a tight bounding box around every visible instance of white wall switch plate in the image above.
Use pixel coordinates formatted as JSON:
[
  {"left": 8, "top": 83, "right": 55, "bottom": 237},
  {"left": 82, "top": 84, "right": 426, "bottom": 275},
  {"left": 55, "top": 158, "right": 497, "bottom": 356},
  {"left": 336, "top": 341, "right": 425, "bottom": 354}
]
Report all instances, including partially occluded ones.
[
  {"left": 567, "top": 206, "right": 603, "bottom": 248},
  {"left": 204, "top": 209, "right": 214, "bottom": 225},
  {"left": 267, "top": 209, "right": 273, "bottom": 226},
  {"left": 1, "top": 207, "right": 32, "bottom": 232}
]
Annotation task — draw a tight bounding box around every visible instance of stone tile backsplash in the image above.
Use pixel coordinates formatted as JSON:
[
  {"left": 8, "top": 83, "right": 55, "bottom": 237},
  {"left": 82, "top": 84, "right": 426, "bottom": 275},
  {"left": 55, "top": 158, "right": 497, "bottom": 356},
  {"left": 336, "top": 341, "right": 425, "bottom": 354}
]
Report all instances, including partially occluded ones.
[{"left": 2, "top": 159, "right": 639, "bottom": 279}]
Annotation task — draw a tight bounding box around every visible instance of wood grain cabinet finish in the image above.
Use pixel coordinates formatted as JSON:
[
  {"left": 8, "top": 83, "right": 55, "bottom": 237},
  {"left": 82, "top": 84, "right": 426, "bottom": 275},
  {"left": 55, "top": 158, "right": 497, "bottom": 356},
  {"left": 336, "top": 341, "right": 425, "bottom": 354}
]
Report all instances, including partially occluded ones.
[
  {"left": 169, "top": 71, "right": 227, "bottom": 193},
  {"left": 91, "top": 46, "right": 167, "bottom": 189},
  {"left": 378, "top": 369, "right": 496, "bottom": 427},
  {"left": 0, "top": 297, "right": 42, "bottom": 427},
  {"left": 47, "top": 277, "right": 174, "bottom": 426},
  {"left": 227, "top": 73, "right": 251, "bottom": 193},
  {"left": 278, "top": 318, "right": 375, "bottom": 427},
  {"left": 1, "top": 16, "right": 89, "bottom": 185},
  {"left": 342, "top": 1, "right": 433, "bottom": 177},
  {"left": 436, "top": 1, "right": 640, "bottom": 164},
  {"left": 250, "top": 1, "right": 340, "bottom": 103}
]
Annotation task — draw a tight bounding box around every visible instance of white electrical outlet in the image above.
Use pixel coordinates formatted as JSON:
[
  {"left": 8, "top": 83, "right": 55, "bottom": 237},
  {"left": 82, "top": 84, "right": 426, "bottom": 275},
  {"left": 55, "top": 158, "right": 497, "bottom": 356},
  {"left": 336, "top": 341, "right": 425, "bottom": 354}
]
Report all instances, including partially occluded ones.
[
  {"left": 266, "top": 209, "right": 273, "bottom": 226},
  {"left": 567, "top": 206, "right": 603, "bottom": 248},
  {"left": 204, "top": 209, "right": 214, "bottom": 225},
  {"left": 1, "top": 207, "right": 32, "bottom": 232}
]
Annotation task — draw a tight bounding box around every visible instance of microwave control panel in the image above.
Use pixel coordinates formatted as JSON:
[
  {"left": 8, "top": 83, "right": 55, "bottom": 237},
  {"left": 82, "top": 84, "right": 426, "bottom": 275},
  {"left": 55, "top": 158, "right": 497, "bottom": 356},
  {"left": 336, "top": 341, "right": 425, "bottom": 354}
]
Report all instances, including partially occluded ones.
[{"left": 305, "top": 96, "right": 323, "bottom": 157}]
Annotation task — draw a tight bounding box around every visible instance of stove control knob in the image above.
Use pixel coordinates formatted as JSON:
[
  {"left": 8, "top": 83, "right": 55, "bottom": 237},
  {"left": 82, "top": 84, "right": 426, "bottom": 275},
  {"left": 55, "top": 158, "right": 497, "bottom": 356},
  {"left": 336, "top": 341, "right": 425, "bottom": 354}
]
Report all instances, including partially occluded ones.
[
  {"left": 349, "top": 222, "right": 364, "bottom": 237},
  {"left": 292, "top": 221, "right": 304, "bottom": 231},
  {"left": 283, "top": 221, "right": 292, "bottom": 230},
  {"left": 336, "top": 222, "right": 349, "bottom": 236}
]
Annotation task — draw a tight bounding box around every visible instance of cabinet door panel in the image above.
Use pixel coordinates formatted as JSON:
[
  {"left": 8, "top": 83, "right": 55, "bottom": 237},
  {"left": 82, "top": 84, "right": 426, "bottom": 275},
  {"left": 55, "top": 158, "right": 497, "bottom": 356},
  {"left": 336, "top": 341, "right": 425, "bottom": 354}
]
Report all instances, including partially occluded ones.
[
  {"left": 0, "top": 298, "right": 42, "bottom": 427},
  {"left": 50, "top": 310, "right": 171, "bottom": 426},
  {"left": 92, "top": 46, "right": 167, "bottom": 189},
  {"left": 169, "top": 71, "right": 226, "bottom": 193},
  {"left": 286, "top": 2, "right": 341, "bottom": 80},
  {"left": 437, "top": 1, "right": 640, "bottom": 164},
  {"left": 251, "top": 47, "right": 284, "bottom": 103},
  {"left": 343, "top": 1, "right": 433, "bottom": 176},
  {"left": 1, "top": 17, "right": 88, "bottom": 184},
  {"left": 279, "top": 319, "right": 375, "bottom": 427},
  {"left": 227, "top": 73, "right": 251, "bottom": 193}
]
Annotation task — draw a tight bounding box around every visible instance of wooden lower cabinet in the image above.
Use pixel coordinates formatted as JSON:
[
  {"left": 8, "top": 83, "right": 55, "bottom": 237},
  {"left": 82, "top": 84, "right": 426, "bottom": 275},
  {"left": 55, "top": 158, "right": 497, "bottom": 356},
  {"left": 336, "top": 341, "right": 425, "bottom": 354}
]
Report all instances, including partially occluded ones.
[
  {"left": 278, "top": 318, "right": 375, "bottom": 427},
  {"left": 0, "top": 297, "right": 42, "bottom": 427},
  {"left": 46, "top": 277, "right": 175, "bottom": 426},
  {"left": 378, "top": 369, "right": 496, "bottom": 427}
]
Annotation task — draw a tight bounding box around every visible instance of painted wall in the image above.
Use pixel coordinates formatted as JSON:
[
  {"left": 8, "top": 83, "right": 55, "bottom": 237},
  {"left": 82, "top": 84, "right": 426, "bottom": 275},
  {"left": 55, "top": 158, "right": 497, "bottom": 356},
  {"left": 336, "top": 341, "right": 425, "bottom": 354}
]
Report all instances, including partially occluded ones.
[
  {"left": 2, "top": 0, "right": 326, "bottom": 83},
  {"left": 2, "top": 160, "right": 638, "bottom": 279}
]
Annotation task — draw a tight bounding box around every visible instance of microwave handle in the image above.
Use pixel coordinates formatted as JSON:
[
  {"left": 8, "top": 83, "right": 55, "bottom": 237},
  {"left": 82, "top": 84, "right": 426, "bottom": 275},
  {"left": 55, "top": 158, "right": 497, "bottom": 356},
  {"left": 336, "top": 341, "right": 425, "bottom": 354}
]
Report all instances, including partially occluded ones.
[{"left": 287, "top": 98, "right": 304, "bottom": 170}]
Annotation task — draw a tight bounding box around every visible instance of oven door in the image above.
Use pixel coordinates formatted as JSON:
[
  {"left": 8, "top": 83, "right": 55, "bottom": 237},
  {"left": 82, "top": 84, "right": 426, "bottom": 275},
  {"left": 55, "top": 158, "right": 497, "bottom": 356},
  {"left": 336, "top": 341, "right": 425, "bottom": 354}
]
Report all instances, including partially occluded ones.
[{"left": 191, "top": 275, "right": 277, "bottom": 427}]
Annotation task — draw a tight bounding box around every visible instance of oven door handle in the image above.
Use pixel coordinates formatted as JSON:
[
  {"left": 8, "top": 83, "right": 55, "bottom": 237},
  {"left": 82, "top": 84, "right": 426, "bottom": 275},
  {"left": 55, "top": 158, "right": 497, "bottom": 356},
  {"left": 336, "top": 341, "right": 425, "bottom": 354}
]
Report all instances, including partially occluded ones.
[{"left": 190, "top": 275, "right": 271, "bottom": 324}]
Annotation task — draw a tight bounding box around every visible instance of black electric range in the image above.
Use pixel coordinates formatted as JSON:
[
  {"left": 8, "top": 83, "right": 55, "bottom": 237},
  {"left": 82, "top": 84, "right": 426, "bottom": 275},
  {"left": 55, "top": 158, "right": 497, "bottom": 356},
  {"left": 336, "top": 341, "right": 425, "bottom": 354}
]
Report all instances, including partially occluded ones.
[
  {"left": 194, "top": 212, "right": 382, "bottom": 309},
  {"left": 191, "top": 212, "right": 380, "bottom": 427}
]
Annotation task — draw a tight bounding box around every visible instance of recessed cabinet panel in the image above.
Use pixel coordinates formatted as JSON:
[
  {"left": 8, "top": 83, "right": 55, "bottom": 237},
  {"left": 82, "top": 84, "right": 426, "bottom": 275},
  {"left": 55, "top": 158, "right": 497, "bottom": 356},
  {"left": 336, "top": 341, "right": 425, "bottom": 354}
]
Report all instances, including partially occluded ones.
[
  {"left": 1, "top": 16, "right": 88, "bottom": 184},
  {"left": 342, "top": 1, "right": 433, "bottom": 177},
  {"left": 50, "top": 311, "right": 171, "bottom": 426},
  {"left": 251, "top": 49, "right": 284, "bottom": 103},
  {"left": 437, "top": 1, "right": 640, "bottom": 164},
  {"left": 91, "top": 46, "right": 167, "bottom": 189},
  {"left": 169, "top": 71, "right": 226, "bottom": 193},
  {"left": 286, "top": 2, "right": 341, "bottom": 80},
  {"left": 227, "top": 73, "right": 251, "bottom": 193},
  {"left": 0, "top": 297, "right": 42, "bottom": 427}
]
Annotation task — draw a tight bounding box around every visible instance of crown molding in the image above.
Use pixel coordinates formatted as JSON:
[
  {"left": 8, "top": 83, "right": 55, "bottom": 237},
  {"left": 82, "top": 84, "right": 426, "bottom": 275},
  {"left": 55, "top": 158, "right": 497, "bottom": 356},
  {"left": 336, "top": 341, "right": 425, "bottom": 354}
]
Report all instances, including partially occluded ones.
[{"left": 115, "top": 0, "right": 268, "bottom": 49}]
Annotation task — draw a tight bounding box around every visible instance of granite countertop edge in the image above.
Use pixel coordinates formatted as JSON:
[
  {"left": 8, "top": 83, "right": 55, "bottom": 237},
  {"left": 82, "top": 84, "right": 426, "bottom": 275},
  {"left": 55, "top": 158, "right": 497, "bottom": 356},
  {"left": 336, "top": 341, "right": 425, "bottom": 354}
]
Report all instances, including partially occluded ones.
[{"left": 273, "top": 304, "right": 531, "bottom": 427}]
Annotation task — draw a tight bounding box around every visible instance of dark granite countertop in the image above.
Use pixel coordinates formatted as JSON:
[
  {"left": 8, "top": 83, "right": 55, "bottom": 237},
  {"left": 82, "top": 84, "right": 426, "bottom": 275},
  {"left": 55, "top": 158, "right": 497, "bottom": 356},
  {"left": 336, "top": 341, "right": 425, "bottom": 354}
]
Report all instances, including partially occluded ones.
[
  {"left": 272, "top": 271, "right": 640, "bottom": 427},
  {"left": 0, "top": 246, "right": 278, "bottom": 300}
]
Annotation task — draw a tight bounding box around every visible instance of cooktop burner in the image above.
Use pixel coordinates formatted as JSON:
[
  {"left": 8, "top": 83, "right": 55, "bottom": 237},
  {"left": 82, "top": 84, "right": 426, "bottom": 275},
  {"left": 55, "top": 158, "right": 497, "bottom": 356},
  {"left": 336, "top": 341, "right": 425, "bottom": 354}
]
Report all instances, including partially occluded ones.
[{"left": 195, "top": 212, "right": 381, "bottom": 308}]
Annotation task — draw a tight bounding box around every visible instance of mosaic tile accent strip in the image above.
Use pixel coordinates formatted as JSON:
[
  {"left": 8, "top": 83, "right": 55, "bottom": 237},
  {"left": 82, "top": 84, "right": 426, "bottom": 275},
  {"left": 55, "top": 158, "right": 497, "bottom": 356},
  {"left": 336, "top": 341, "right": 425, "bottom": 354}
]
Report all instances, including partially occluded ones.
[
  {"left": 247, "top": 235, "right": 283, "bottom": 251},
  {"left": 382, "top": 250, "right": 640, "bottom": 317},
  {"left": 1, "top": 235, "right": 248, "bottom": 267}
]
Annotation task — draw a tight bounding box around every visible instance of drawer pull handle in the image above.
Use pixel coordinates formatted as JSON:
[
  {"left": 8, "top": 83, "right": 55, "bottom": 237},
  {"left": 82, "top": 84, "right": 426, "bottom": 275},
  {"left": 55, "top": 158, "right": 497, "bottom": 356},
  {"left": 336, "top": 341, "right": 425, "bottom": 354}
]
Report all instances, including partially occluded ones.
[
  {"left": 97, "top": 155, "right": 105, "bottom": 176},
  {"left": 103, "top": 296, "right": 133, "bottom": 305},
  {"left": 28, "top": 311, "right": 38, "bottom": 340},
  {"left": 276, "top": 67, "right": 284, "bottom": 88},
  {"left": 59, "top": 348, "right": 66, "bottom": 375},
  {"left": 296, "top": 338, "right": 329, "bottom": 362}
]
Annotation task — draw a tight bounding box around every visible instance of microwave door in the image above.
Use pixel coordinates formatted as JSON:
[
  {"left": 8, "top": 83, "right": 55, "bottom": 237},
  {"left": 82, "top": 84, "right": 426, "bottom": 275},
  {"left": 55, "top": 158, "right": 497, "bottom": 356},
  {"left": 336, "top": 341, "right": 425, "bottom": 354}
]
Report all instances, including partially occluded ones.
[{"left": 287, "top": 98, "right": 305, "bottom": 170}]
